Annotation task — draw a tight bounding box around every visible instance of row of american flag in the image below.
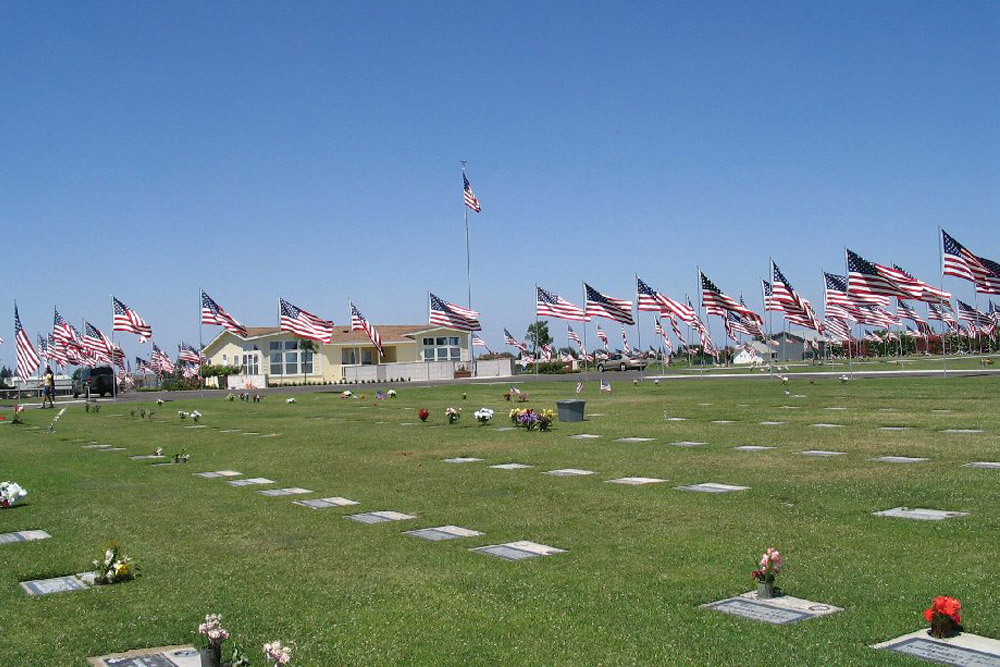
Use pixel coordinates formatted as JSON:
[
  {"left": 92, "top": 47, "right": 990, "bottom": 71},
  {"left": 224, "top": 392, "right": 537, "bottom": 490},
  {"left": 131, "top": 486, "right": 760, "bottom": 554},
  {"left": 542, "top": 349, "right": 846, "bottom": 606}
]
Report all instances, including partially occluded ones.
[{"left": 9, "top": 229, "right": 1000, "bottom": 379}]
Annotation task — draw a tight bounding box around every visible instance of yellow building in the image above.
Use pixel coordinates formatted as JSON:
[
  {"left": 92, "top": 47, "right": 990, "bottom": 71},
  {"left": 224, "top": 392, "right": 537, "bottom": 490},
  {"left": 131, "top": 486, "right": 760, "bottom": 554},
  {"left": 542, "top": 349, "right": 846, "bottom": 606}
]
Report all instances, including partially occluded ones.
[{"left": 202, "top": 324, "right": 503, "bottom": 386}]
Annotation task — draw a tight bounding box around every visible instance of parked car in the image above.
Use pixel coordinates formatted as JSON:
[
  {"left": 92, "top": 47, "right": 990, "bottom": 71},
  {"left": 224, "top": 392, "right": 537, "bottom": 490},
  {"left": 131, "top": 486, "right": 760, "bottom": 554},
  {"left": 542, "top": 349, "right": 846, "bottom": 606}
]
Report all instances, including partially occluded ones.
[
  {"left": 596, "top": 354, "right": 648, "bottom": 372},
  {"left": 72, "top": 366, "right": 116, "bottom": 398}
]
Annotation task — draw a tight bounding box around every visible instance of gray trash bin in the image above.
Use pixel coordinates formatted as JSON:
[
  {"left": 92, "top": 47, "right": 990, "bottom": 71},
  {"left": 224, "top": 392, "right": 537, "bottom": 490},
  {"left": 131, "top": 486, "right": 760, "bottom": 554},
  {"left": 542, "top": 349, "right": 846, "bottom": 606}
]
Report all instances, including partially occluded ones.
[{"left": 556, "top": 399, "right": 586, "bottom": 423}]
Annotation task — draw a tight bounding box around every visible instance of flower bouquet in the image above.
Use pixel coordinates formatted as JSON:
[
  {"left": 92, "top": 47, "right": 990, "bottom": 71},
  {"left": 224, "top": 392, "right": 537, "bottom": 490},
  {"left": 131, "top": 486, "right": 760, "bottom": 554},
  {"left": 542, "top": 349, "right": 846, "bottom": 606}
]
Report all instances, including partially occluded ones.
[
  {"left": 446, "top": 407, "right": 461, "bottom": 424},
  {"left": 263, "top": 640, "right": 293, "bottom": 665},
  {"left": 538, "top": 408, "right": 556, "bottom": 432},
  {"left": 340, "top": 390, "right": 353, "bottom": 399},
  {"left": 925, "top": 596, "right": 963, "bottom": 638},
  {"left": 197, "top": 613, "right": 230, "bottom": 666},
  {"left": 0, "top": 481, "right": 27, "bottom": 508},
  {"left": 474, "top": 408, "right": 494, "bottom": 425},
  {"left": 93, "top": 542, "right": 137, "bottom": 585},
  {"left": 192, "top": 410, "right": 202, "bottom": 422},
  {"left": 517, "top": 409, "right": 540, "bottom": 431},
  {"left": 285, "top": 398, "right": 296, "bottom": 404},
  {"left": 418, "top": 409, "right": 430, "bottom": 422},
  {"left": 178, "top": 410, "right": 190, "bottom": 420},
  {"left": 387, "top": 389, "right": 397, "bottom": 398},
  {"left": 751, "top": 547, "right": 782, "bottom": 599}
]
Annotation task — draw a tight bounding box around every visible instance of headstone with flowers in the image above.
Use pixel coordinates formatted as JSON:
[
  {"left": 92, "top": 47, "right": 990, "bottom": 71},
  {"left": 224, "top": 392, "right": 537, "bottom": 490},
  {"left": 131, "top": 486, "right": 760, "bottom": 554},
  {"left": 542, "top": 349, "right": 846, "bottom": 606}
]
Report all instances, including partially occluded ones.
[{"left": 872, "top": 596, "right": 1000, "bottom": 664}]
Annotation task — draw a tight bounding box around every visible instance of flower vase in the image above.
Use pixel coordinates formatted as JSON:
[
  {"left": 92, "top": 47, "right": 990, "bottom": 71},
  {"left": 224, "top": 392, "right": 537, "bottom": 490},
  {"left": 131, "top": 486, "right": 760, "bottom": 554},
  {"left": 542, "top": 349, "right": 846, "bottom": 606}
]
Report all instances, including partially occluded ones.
[
  {"left": 757, "top": 581, "right": 775, "bottom": 599},
  {"left": 200, "top": 644, "right": 222, "bottom": 667},
  {"left": 930, "top": 615, "right": 961, "bottom": 639}
]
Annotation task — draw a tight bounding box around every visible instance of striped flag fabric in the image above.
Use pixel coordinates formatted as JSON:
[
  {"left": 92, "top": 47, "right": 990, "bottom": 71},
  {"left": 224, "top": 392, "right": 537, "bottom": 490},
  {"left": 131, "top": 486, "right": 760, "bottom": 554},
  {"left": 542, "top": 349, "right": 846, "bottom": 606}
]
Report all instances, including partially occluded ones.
[
  {"left": 577, "top": 344, "right": 594, "bottom": 363},
  {"left": 463, "top": 172, "right": 481, "bottom": 213},
  {"left": 855, "top": 303, "right": 901, "bottom": 327},
  {"left": 725, "top": 310, "right": 761, "bottom": 339},
  {"left": 428, "top": 293, "right": 481, "bottom": 332},
  {"left": 178, "top": 342, "right": 202, "bottom": 365},
  {"left": 536, "top": 286, "right": 589, "bottom": 321},
  {"left": 989, "top": 302, "right": 1000, "bottom": 328},
  {"left": 904, "top": 327, "right": 924, "bottom": 339},
  {"left": 135, "top": 357, "right": 156, "bottom": 376},
  {"left": 896, "top": 301, "right": 927, "bottom": 327},
  {"left": 600, "top": 378, "right": 613, "bottom": 393},
  {"left": 637, "top": 277, "right": 697, "bottom": 323},
  {"left": 700, "top": 272, "right": 763, "bottom": 324},
  {"left": 280, "top": 298, "right": 335, "bottom": 342},
  {"left": 567, "top": 326, "right": 582, "bottom": 345},
  {"left": 584, "top": 284, "right": 634, "bottom": 325},
  {"left": 823, "top": 273, "right": 863, "bottom": 322},
  {"left": 503, "top": 328, "right": 529, "bottom": 354},
  {"left": 471, "top": 333, "right": 490, "bottom": 351},
  {"left": 666, "top": 313, "right": 686, "bottom": 344},
  {"left": 350, "top": 301, "right": 384, "bottom": 355},
  {"left": 846, "top": 250, "right": 900, "bottom": 304},
  {"left": 762, "top": 280, "right": 782, "bottom": 312},
  {"left": 112, "top": 297, "right": 153, "bottom": 342},
  {"left": 152, "top": 342, "right": 175, "bottom": 374},
  {"left": 14, "top": 304, "right": 41, "bottom": 379},
  {"left": 882, "top": 264, "right": 950, "bottom": 303},
  {"left": 540, "top": 344, "right": 553, "bottom": 361},
  {"left": 942, "top": 229, "right": 1000, "bottom": 294},
  {"left": 201, "top": 291, "right": 248, "bottom": 338},
  {"left": 83, "top": 322, "right": 114, "bottom": 362},
  {"left": 928, "top": 302, "right": 960, "bottom": 332},
  {"left": 654, "top": 317, "right": 674, "bottom": 352},
  {"left": 824, "top": 317, "right": 852, "bottom": 342},
  {"left": 771, "top": 261, "right": 821, "bottom": 331},
  {"left": 576, "top": 381, "right": 584, "bottom": 394},
  {"left": 864, "top": 331, "right": 884, "bottom": 344},
  {"left": 955, "top": 300, "right": 993, "bottom": 328},
  {"left": 621, "top": 325, "right": 631, "bottom": 354},
  {"left": 687, "top": 298, "right": 717, "bottom": 357},
  {"left": 596, "top": 324, "right": 609, "bottom": 347}
]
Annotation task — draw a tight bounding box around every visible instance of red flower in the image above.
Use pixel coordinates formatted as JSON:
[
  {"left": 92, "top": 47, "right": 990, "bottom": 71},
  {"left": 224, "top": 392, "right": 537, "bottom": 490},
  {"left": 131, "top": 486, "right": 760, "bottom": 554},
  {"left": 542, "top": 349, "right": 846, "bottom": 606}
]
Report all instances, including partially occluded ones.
[
  {"left": 418, "top": 409, "right": 430, "bottom": 422},
  {"left": 924, "top": 596, "right": 962, "bottom": 624}
]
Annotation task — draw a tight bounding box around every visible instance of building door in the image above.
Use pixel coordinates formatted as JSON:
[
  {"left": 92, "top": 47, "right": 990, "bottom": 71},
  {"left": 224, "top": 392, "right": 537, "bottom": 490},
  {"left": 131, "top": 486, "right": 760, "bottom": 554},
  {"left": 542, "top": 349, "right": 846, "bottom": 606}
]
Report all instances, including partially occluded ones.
[{"left": 242, "top": 352, "right": 260, "bottom": 375}]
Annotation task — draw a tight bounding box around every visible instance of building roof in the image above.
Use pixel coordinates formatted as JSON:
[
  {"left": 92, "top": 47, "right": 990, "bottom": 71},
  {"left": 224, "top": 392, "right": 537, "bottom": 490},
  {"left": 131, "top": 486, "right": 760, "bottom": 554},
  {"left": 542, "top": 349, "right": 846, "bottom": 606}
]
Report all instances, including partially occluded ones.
[{"left": 205, "top": 324, "right": 462, "bottom": 351}]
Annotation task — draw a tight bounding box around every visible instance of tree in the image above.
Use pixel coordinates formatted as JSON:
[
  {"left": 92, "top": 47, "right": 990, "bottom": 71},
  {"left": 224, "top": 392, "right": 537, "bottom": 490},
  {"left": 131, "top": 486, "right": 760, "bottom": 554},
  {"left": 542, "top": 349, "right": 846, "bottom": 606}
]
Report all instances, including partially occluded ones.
[
  {"left": 525, "top": 321, "right": 553, "bottom": 356},
  {"left": 0, "top": 366, "right": 11, "bottom": 388},
  {"left": 298, "top": 338, "right": 318, "bottom": 384}
]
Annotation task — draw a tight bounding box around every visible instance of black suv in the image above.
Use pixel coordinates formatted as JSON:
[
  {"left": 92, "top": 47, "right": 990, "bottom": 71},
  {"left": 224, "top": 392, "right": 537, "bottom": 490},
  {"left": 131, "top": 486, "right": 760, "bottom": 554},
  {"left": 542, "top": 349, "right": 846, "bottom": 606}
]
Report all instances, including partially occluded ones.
[{"left": 72, "top": 366, "right": 116, "bottom": 398}]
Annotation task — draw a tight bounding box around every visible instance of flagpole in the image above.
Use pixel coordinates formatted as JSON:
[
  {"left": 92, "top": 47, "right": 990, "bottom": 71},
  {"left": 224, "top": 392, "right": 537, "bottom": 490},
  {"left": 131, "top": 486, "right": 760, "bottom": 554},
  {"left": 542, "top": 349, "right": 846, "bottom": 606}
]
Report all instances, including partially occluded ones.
[
  {"left": 534, "top": 284, "right": 539, "bottom": 377},
  {"left": 634, "top": 273, "right": 643, "bottom": 378},
  {"left": 107, "top": 298, "right": 118, "bottom": 402},
  {"left": 198, "top": 288, "right": 205, "bottom": 399},
  {"left": 696, "top": 267, "right": 705, "bottom": 377},
  {"left": 938, "top": 226, "right": 948, "bottom": 377}
]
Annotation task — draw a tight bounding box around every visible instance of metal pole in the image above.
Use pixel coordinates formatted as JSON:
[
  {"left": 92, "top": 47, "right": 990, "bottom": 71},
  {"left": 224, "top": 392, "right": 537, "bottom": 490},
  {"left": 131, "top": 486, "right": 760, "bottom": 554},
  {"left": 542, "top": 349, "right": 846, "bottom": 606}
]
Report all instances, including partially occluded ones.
[
  {"left": 633, "top": 274, "right": 642, "bottom": 378},
  {"left": 198, "top": 289, "right": 205, "bottom": 399}
]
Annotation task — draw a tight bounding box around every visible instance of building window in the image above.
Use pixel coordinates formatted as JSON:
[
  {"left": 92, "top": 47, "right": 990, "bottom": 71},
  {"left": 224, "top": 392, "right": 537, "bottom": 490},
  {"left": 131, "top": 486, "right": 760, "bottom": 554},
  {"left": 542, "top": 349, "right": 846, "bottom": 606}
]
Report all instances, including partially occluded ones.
[
  {"left": 342, "top": 349, "right": 356, "bottom": 365},
  {"left": 241, "top": 353, "right": 259, "bottom": 375},
  {"left": 423, "top": 336, "right": 463, "bottom": 362},
  {"left": 268, "top": 340, "right": 313, "bottom": 376}
]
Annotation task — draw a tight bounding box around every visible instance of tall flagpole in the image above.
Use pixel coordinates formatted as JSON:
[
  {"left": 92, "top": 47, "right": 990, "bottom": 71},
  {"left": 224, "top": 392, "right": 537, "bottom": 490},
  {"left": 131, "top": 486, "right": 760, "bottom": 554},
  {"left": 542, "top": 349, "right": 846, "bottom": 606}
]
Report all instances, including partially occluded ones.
[
  {"left": 634, "top": 274, "right": 643, "bottom": 377},
  {"left": 198, "top": 289, "right": 205, "bottom": 399},
  {"left": 696, "top": 267, "right": 705, "bottom": 377},
  {"left": 938, "top": 227, "right": 948, "bottom": 377},
  {"left": 462, "top": 162, "right": 476, "bottom": 377}
]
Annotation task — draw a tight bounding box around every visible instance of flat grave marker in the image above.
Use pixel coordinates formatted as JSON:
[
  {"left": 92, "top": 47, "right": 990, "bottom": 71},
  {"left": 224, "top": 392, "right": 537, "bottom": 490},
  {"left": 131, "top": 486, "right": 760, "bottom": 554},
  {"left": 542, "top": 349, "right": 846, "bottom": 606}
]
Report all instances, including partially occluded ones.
[
  {"left": 779, "top": 406, "right": 800, "bottom": 410},
  {"left": 82, "top": 444, "right": 112, "bottom": 449},
  {"left": 869, "top": 456, "right": 928, "bottom": 464},
  {"left": 21, "top": 572, "right": 94, "bottom": 596},
  {"left": 404, "top": 525, "right": 484, "bottom": 541},
  {"left": 89, "top": 645, "right": 201, "bottom": 667},
  {"left": 347, "top": 510, "right": 415, "bottom": 524},
  {"left": 493, "top": 427, "right": 517, "bottom": 432},
  {"left": 294, "top": 496, "right": 359, "bottom": 509},
  {"left": 259, "top": 487, "right": 313, "bottom": 497},
  {"left": 0, "top": 530, "right": 51, "bottom": 545},
  {"left": 879, "top": 426, "right": 913, "bottom": 431},
  {"left": 616, "top": 437, "right": 654, "bottom": 443},
  {"left": 872, "top": 629, "right": 1000, "bottom": 665},
  {"left": 931, "top": 409, "right": 955, "bottom": 413},
  {"left": 825, "top": 407, "right": 848, "bottom": 411},
  {"left": 442, "top": 457, "right": 483, "bottom": 463},
  {"left": 589, "top": 413, "right": 606, "bottom": 417},
  {"left": 471, "top": 540, "right": 566, "bottom": 561},
  {"left": 664, "top": 417, "right": 689, "bottom": 421},
  {"left": 569, "top": 434, "right": 602, "bottom": 439},
  {"left": 194, "top": 470, "right": 242, "bottom": 479},
  {"left": 670, "top": 441, "right": 706, "bottom": 447},
  {"left": 965, "top": 462, "right": 1000, "bottom": 470},
  {"left": 606, "top": 477, "right": 666, "bottom": 485},
  {"left": 810, "top": 423, "right": 844, "bottom": 428},
  {"left": 711, "top": 420, "right": 736, "bottom": 424},
  {"left": 490, "top": 463, "right": 534, "bottom": 470},
  {"left": 97, "top": 447, "right": 127, "bottom": 452},
  {"left": 944, "top": 429, "right": 984, "bottom": 434},
  {"left": 227, "top": 477, "right": 275, "bottom": 487},
  {"left": 545, "top": 468, "right": 595, "bottom": 477},
  {"left": 875, "top": 507, "right": 968, "bottom": 521},
  {"left": 219, "top": 429, "right": 241, "bottom": 433},
  {"left": 799, "top": 450, "right": 846, "bottom": 457},
  {"left": 241, "top": 432, "right": 260, "bottom": 436},
  {"left": 703, "top": 592, "right": 842, "bottom": 625},
  {"left": 184, "top": 425, "right": 207, "bottom": 429},
  {"left": 676, "top": 482, "right": 749, "bottom": 493},
  {"left": 759, "top": 421, "right": 784, "bottom": 426},
  {"left": 257, "top": 433, "right": 281, "bottom": 438},
  {"left": 129, "top": 455, "right": 164, "bottom": 460},
  {"left": 733, "top": 445, "right": 776, "bottom": 452}
]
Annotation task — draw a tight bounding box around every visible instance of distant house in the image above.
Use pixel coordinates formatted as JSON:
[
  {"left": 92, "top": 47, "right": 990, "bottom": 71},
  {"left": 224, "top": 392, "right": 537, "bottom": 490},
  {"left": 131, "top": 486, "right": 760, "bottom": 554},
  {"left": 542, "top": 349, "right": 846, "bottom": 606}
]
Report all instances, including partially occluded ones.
[
  {"left": 766, "top": 330, "right": 826, "bottom": 362},
  {"left": 203, "top": 324, "right": 511, "bottom": 386},
  {"left": 732, "top": 341, "right": 774, "bottom": 365}
]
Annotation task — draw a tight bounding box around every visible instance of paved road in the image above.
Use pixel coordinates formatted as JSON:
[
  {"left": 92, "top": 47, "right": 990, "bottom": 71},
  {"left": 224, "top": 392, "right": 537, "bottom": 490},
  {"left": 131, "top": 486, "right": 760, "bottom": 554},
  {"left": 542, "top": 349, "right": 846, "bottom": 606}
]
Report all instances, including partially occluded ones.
[{"left": 6, "top": 366, "right": 999, "bottom": 411}]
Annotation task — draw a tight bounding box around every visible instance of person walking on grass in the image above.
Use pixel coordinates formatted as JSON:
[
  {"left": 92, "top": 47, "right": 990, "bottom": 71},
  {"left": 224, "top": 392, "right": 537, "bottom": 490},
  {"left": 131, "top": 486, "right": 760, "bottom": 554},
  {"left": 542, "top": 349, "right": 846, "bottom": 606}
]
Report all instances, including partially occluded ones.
[{"left": 41, "top": 366, "right": 55, "bottom": 408}]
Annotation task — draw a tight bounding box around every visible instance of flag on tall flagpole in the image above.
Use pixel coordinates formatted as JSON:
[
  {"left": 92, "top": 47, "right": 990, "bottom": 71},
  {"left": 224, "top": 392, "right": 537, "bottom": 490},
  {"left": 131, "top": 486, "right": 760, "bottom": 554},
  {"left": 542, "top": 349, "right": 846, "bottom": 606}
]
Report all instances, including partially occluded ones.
[
  {"left": 536, "top": 286, "right": 589, "bottom": 321},
  {"left": 350, "top": 301, "right": 384, "bottom": 355},
  {"left": 654, "top": 317, "right": 674, "bottom": 353},
  {"left": 567, "top": 326, "right": 582, "bottom": 345},
  {"left": 178, "top": 342, "right": 202, "bottom": 365},
  {"left": 699, "top": 272, "right": 763, "bottom": 324},
  {"left": 201, "top": 291, "right": 248, "bottom": 338},
  {"left": 279, "top": 298, "right": 335, "bottom": 342},
  {"left": 429, "top": 293, "right": 481, "bottom": 331},
  {"left": 503, "top": 328, "right": 529, "bottom": 353},
  {"left": 636, "top": 277, "right": 696, "bottom": 323},
  {"left": 14, "top": 304, "right": 41, "bottom": 380},
  {"left": 600, "top": 378, "right": 613, "bottom": 393},
  {"left": 83, "top": 322, "right": 114, "bottom": 363},
  {"left": 584, "top": 284, "right": 634, "bottom": 325},
  {"left": 942, "top": 229, "right": 1000, "bottom": 293},
  {"left": 463, "top": 172, "right": 481, "bottom": 213},
  {"left": 620, "top": 325, "right": 631, "bottom": 354},
  {"left": 846, "top": 249, "right": 904, "bottom": 303},
  {"left": 471, "top": 333, "right": 490, "bottom": 352},
  {"left": 112, "top": 296, "right": 153, "bottom": 342},
  {"left": 596, "top": 324, "right": 609, "bottom": 347}
]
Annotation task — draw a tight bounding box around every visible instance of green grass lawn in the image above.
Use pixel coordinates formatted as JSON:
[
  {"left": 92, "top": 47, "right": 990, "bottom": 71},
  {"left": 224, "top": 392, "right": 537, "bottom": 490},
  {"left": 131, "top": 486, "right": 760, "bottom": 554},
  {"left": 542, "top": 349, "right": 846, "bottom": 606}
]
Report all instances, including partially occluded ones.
[{"left": 3, "top": 376, "right": 1000, "bottom": 665}]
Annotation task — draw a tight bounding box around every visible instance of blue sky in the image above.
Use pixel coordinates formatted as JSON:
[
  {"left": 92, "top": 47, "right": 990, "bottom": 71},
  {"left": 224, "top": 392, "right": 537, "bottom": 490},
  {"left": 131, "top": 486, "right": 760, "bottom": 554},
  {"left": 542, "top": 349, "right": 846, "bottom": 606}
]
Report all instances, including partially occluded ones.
[{"left": 4, "top": 1, "right": 999, "bottom": 368}]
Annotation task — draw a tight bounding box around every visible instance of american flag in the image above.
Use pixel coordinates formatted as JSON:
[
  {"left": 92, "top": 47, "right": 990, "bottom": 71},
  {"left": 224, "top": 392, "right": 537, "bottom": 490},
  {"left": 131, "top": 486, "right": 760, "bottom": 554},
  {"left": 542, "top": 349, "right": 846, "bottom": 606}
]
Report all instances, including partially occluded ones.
[
  {"left": 667, "top": 313, "right": 686, "bottom": 344},
  {"left": 428, "top": 293, "right": 481, "bottom": 332},
  {"left": 567, "top": 326, "right": 582, "bottom": 345},
  {"left": 600, "top": 378, "right": 613, "bottom": 393},
  {"left": 559, "top": 351, "right": 575, "bottom": 364},
  {"left": 503, "top": 328, "right": 529, "bottom": 353},
  {"left": 280, "top": 298, "right": 335, "bottom": 342},
  {"left": 824, "top": 317, "right": 852, "bottom": 342},
  {"left": 577, "top": 343, "right": 594, "bottom": 362},
  {"left": 596, "top": 324, "right": 609, "bottom": 347},
  {"left": 855, "top": 304, "right": 900, "bottom": 327},
  {"left": 700, "top": 272, "right": 763, "bottom": 324},
  {"left": 471, "top": 333, "right": 490, "bottom": 352},
  {"left": 576, "top": 380, "right": 584, "bottom": 394},
  {"left": 201, "top": 291, "right": 248, "bottom": 338},
  {"left": 83, "top": 322, "right": 114, "bottom": 363},
  {"left": 181, "top": 365, "right": 200, "bottom": 380},
  {"left": 178, "top": 342, "right": 202, "bottom": 365},
  {"left": 654, "top": 317, "right": 674, "bottom": 353},
  {"left": 637, "top": 277, "right": 696, "bottom": 324},
  {"left": 725, "top": 310, "right": 761, "bottom": 340},
  {"left": 536, "top": 286, "right": 589, "bottom": 321},
  {"left": 955, "top": 299, "right": 993, "bottom": 328},
  {"left": 687, "top": 298, "right": 717, "bottom": 357},
  {"left": 990, "top": 302, "right": 1000, "bottom": 328},
  {"left": 896, "top": 301, "right": 927, "bottom": 328},
  {"left": 584, "top": 284, "right": 634, "bottom": 325},
  {"left": 904, "top": 327, "right": 924, "bottom": 339},
  {"left": 152, "top": 342, "right": 175, "bottom": 374},
  {"left": 864, "top": 331, "right": 883, "bottom": 343},
  {"left": 762, "top": 280, "right": 782, "bottom": 312},
  {"left": 135, "top": 356, "right": 156, "bottom": 376},
  {"left": 112, "top": 297, "right": 152, "bottom": 342},
  {"left": 463, "top": 172, "right": 481, "bottom": 213},
  {"left": 48, "top": 333, "right": 68, "bottom": 368},
  {"left": 846, "top": 249, "right": 901, "bottom": 304},
  {"left": 620, "top": 325, "right": 631, "bottom": 354},
  {"left": 928, "top": 302, "right": 960, "bottom": 332},
  {"left": 540, "top": 344, "right": 553, "bottom": 361},
  {"left": 881, "top": 263, "right": 950, "bottom": 303},
  {"left": 110, "top": 345, "right": 126, "bottom": 368},
  {"left": 350, "top": 301, "right": 384, "bottom": 355},
  {"left": 942, "top": 229, "right": 1000, "bottom": 294},
  {"left": 53, "top": 308, "right": 78, "bottom": 348},
  {"left": 823, "top": 273, "right": 863, "bottom": 322},
  {"left": 771, "top": 261, "right": 821, "bottom": 331},
  {"left": 14, "top": 304, "right": 41, "bottom": 379}
]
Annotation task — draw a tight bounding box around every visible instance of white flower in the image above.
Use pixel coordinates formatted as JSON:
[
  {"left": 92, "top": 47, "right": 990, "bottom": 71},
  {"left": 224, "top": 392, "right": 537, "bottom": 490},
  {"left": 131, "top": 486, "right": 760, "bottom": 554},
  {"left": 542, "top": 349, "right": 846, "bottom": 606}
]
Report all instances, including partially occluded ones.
[{"left": 286, "top": 398, "right": 296, "bottom": 404}]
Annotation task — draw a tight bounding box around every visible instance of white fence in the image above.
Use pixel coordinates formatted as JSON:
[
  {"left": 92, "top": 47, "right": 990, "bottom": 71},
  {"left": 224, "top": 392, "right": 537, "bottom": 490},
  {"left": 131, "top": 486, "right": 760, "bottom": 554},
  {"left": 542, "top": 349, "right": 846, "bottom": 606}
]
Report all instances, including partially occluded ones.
[{"left": 341, "top": 358, "right": 513, "bottom": 383}]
